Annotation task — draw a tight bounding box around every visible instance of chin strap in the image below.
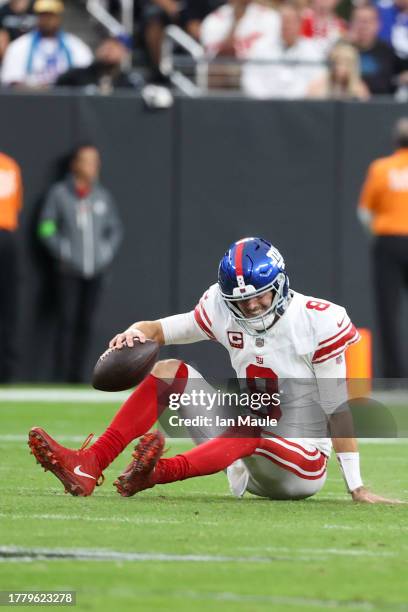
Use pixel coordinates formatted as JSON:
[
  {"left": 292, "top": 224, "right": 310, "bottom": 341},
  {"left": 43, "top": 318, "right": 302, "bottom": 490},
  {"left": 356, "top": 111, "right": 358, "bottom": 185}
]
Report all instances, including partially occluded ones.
[{"left": 276, "top": 289, "right": 294, "bottom": 318}]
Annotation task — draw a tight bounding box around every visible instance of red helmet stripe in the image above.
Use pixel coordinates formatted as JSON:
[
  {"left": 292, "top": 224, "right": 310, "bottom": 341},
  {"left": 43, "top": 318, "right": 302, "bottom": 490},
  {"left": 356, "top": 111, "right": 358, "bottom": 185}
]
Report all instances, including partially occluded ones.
[{"left": 235, "top": 241, "right": 245, "bottom": 279}]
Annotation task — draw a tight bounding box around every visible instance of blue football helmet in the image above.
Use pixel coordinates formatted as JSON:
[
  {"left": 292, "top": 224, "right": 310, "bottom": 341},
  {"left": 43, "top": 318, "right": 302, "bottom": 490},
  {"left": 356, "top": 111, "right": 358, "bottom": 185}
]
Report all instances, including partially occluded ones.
[{"left": 218, "top": 237, "right": 291, "bottom": 335}]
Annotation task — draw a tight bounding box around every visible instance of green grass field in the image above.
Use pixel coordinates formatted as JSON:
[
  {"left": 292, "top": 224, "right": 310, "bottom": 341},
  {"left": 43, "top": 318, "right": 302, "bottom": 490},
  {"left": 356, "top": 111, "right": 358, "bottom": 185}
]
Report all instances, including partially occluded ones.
[{"left": 0, "top": 394, "right": 407, "bottom": 612}]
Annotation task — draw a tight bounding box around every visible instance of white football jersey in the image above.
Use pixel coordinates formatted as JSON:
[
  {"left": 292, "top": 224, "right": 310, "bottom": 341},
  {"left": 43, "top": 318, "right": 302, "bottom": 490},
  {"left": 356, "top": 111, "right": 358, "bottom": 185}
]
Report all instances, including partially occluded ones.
[
  {"left": 192, "top": 284, "right": 359, "bottom": 377},
  {"left": 160, "top": 283, "right": 360, "bottom": 456},
  {"left": 200, "top": 3, "right": 280, "bottom": 60}
]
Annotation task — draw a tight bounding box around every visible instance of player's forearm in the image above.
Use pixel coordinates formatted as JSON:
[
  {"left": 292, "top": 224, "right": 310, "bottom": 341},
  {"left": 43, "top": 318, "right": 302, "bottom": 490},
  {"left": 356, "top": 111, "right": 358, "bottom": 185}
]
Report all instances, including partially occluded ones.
[
  {"left": 126, "top": 321, "right": 165, "bottom": 345},
  {"left": 332, "top": 437, "right": 358, "bottom": 454},
  {"left": 328, "top": 401, "right": 364, "bottom": 493},
  {"left": 332, "top": 437, "right": 363, "bottom": 493}
]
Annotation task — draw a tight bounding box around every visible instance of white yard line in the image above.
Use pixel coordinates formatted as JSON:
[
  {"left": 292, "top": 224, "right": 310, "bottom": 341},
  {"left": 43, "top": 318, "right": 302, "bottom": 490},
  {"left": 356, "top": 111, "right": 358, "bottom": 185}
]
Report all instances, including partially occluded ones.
[
  {"left": 237, "top": 545, "right": 396, "bottom": 558},
  {"left": 0, "top": 513, "right": 216, "bottom": 526},
  {"left": 0, "top": 550, "right": 319, "bottom": 564},
  {"left": 0, "top": 434, "right": 407, "bottom": 446},
  {"left": 357, "top": 439, "right": 408, "bottom": 444},
  {"left": 0, "top": 546, "right": 293, "bottom": 564},
  {"left": 0, "top": 434, "right": 191, "bottom": 445},
  {"left": 82, "top": 588, "right": 391, "bottom": 611},
  {"left": 0, "top": 434, "right": 87, "bottom": 443},
  {"left": 0, "top": 389, "right": 129, "bottom": 403},
  {"left": 0, "top": 537, "right": 398, "bottom": 561},
  {"left": 0, "top": 579, "right": 392, "bottom": 612},
  {"left": 130, "top": 589, "right": 406, "bottom": 611},
  {"left": 323, "top": 524, "right": 408, "bottom": 531},
  {"left": 3, "top": 511, "right": 406, "bottom": 538},
  {"left": 0, "top": 545, "right": 388, "bottom": 568}
]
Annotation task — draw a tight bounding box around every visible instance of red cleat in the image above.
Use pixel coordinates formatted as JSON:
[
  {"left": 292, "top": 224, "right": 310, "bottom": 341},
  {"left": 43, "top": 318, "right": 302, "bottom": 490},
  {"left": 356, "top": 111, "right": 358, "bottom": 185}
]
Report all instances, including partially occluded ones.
[
  {"left": 114, "top": 431, "right": 165, "bottom": 497},
  {"left": 28, "top": 427, "right": 104, "bottom": 497}
]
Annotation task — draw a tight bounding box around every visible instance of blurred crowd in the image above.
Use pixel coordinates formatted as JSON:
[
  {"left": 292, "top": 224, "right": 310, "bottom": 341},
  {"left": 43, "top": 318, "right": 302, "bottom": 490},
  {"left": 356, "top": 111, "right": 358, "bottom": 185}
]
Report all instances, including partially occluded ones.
[
  {"left": 0, "top": 0, "right": 143, "bottom": 92},
  {"left": 1, "top": 0, "right": 408, "bottom": 97}
]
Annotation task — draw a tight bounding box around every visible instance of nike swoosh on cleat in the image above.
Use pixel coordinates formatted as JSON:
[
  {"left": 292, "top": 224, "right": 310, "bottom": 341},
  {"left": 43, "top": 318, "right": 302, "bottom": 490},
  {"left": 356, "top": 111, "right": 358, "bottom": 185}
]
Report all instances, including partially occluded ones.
[{"left": 73, "top": 465, "right": 96, "bottom": 480}]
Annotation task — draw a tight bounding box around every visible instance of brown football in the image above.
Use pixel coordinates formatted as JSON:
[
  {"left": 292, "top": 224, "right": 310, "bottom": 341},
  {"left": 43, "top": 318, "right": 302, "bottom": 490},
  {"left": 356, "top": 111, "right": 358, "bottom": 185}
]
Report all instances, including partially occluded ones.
[{"left": 92, "top": 340, "right": 160, "bottom": 392}]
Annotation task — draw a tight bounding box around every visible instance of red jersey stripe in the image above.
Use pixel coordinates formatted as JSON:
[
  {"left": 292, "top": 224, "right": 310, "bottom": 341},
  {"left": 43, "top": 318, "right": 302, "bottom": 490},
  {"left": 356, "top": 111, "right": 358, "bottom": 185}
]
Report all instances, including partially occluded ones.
[
  {"left": 318, "top": 320, "right": 351, "bottom": 347},
  {"left": 194, "top": 306, "right": 215, "bottom": 339},
  {"left": 312, "top": 325, "right": 358, "bottom": 362},
  {"left": 199, "top": 299, "right": 212, "bottom": 327},
  {"left": 312, "top": 333, "right": 360, "bottom": 364}
]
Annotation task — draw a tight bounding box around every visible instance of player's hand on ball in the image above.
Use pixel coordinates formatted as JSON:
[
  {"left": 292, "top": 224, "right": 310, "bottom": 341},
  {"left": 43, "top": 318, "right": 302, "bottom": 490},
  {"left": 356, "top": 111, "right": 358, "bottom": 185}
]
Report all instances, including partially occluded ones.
[
  {"left": 109, "top": 328, "right": 146, "bottom": 349},
  {"left": 351, "top": 486, "right": 403, "bottom": 504},
  {"left": 94, "top": 334, "right": 159, "bottom": 391}
]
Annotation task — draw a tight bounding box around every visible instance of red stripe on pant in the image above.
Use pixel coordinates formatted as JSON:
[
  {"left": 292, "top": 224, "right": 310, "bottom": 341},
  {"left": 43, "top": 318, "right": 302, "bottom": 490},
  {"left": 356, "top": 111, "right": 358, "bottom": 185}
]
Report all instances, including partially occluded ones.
[
  {"left": 262, "top": 433, "right": 321, "bottom": 457},
  {"left": 254, "top": 438, "right": 327, "bottom": 481},
  {"left": 152, "top": 434, "right": 326, "bottom": 484}
]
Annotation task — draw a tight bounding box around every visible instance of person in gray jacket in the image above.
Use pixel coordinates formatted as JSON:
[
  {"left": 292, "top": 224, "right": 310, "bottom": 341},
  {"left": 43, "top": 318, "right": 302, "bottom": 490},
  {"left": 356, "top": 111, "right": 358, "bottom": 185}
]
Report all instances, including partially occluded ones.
[{"left": 38, "top": 144, "right": 123, "bottom": 382}]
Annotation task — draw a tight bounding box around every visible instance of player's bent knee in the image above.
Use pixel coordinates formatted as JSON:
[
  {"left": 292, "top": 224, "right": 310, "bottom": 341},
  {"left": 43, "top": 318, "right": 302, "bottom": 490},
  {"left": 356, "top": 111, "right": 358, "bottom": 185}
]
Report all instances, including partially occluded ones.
[{"left": 151, "top": 359, "right": 182, "bottom": 381}]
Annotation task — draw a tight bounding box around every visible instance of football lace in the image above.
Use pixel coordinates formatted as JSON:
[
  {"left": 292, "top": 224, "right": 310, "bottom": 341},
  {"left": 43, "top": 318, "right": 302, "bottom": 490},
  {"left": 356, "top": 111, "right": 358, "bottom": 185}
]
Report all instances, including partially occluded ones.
[{"left": 99, "top": 347, "right": 114, "bottom": 362}]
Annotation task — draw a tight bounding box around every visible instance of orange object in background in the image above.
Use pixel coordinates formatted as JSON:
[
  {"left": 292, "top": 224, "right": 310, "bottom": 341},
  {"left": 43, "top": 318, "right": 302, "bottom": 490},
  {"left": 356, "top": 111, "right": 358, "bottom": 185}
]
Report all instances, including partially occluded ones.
[
  {"left": 358, "top": 149, "right": 408, "bottom": 236},
  {"left": 346, "top": 328, "right": 372, "bottom": 399},
  {"left": 0, "top": 152, "right": 23, "bottom": 231}
]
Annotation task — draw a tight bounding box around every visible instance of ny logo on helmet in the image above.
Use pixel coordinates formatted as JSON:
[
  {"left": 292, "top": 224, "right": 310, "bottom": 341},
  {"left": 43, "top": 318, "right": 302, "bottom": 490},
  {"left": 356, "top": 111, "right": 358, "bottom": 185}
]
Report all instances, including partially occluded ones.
[{"left": 266, "top": 246, "right": 285, "bottom": 269}]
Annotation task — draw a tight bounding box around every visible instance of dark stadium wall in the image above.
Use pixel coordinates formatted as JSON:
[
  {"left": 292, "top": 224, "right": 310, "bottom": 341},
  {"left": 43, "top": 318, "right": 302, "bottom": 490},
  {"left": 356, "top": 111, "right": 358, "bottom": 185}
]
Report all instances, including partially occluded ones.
[
  {"left": 0, "top": 94, "right": 405, "bottom": 381},
  {"left": 175, "top": 98, "right": 339, "bottom": 377},
  {"left": 0, "top": 93, "right": 175, "bottom": 381}
]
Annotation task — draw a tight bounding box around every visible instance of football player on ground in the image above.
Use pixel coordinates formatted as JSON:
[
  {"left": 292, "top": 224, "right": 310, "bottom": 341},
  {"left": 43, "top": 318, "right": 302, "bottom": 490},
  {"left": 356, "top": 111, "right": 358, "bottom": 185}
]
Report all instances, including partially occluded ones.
[{"left": 29, "top": 237, "right": 399, "bottom": 503}]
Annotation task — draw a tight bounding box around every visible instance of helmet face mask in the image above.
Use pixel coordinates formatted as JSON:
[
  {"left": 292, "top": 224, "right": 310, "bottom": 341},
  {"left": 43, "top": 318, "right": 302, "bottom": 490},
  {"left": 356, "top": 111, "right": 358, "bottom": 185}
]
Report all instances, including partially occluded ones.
[
  {"left": 228, "top": 288, "right": 276, "bottom": 334},
  {"left": 218, "top": 238, "right": 291, "bottom": 336}
]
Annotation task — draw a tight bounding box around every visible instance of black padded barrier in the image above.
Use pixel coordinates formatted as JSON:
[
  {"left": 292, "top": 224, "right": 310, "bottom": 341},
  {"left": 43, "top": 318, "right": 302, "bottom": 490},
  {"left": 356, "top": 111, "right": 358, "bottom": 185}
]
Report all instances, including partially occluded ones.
[{"left": 0, "top": 93, "right": 405, "bottom": 380}]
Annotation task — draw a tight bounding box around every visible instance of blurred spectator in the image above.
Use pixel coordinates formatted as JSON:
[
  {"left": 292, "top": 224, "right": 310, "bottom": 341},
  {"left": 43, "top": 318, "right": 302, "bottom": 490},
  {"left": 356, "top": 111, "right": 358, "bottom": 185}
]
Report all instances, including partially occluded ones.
[
  {"left": 248, "top": 2, "right": 325, "bottom": 98},
  {"left": 38, "top": 145, "right": 123, "bottom": 383},
  {"left": 184, "top": 0, "right": 225, "bottom": 40},
  {"left": 0, "top": 151, "right": 23, "bottom": 383},
  {"left": 200, "top": 0, "right": 280, "bottom": 56},
  {"left": 358, "top": 118, "right": 408, "bottom": 377},
  {"left": 1, "top": 0, "right": 92, "bottom": 88},
  {"left": 0, "top": 0, "right": 36, "bottom": 62},
  {"left": 375, "top": 0, "right": 408, "bottom": 70},
  {"left": 349, "top": 5, "right": 398, "bottom": 94},
  {"left": 373, "top": 0, "right": 408, "bottom": 94},
  {"left": 375, "top": 0, "right": 402, "bottom": 45},
  {"left": 308, "top": 40, "right": 370, "bottom": 98},
  {"left": 141, "top": 1, "right": 189, "bottom": 73},
  {"left": 200, "top": 0, "right": 281, "bottom": 91},
  {"left": 56, "top": 36, "right": 144, "bottom": 93},
  {"left": 301, "top": 0, "right": 346, "bottom": 55},
  {"left": 390, "top": 0, "right": 408, "bottom": 67}
]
